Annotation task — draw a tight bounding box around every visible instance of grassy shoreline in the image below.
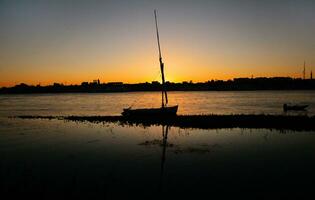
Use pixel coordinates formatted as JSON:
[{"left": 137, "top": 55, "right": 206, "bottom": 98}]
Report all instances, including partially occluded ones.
[{"left": 13, "top": 114, "right": 315, "bottom": 131}]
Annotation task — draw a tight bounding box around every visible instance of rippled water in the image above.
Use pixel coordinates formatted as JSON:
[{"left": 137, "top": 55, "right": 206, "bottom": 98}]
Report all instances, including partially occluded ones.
[
  {"left": 0, "top": 91, "right": 315, "bottom": 198},
  {"left": 0, "top": 91, "right": 315, "bottom": 116}
]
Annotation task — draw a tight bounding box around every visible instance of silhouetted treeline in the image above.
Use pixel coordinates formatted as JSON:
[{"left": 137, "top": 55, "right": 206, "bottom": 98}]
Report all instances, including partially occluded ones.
[{"left": 1, "top": 77, "right": 315, "bottom": 94}]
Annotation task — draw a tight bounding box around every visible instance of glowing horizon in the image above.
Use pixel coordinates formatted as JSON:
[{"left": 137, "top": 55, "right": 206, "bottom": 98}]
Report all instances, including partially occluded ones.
[
  {"left": 1, "top": 0, "right": 314, "bottom": 87},
  {"left": 0, "top": 70, "right": 306, "bottom": 87}
]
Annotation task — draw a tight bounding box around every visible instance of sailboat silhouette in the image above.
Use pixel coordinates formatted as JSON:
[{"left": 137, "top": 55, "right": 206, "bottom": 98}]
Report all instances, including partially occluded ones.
[{"left": 122, "top": 10, "right": 178, "bottom": 117}]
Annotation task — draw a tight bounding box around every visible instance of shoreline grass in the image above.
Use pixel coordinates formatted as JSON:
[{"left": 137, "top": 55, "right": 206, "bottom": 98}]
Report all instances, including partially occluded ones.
[{"left": 12, "top": 114, "right": 315, "bottom": 131}]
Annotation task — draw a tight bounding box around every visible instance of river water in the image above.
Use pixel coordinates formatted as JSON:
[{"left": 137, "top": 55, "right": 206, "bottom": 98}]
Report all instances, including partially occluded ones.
[
  {"left": 0, "top": 91, "right": 315, "bottom": 116},
  {"left": 0, "top": 91, "right": 314, "bottom": 199}
]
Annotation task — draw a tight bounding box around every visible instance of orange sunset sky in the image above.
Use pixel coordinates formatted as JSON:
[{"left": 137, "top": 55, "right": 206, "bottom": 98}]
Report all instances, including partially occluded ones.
[{"left": 0, "top": 0, "right": 314, "bottom": 87}]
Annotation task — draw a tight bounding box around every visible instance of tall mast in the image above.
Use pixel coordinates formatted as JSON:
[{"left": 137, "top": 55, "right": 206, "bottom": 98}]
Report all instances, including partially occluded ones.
[{"left": 154, "top": 10, "right": 168, "bottom": 107}]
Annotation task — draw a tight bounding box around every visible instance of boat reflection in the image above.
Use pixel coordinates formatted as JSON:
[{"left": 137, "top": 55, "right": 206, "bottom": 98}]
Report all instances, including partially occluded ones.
[{"left": 158, "top": 125, "right": 169, "bottom": 192}]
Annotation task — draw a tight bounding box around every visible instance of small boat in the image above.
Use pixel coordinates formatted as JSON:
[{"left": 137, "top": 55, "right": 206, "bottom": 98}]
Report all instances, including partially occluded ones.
[
  {"left": 122, "top": 105, "right": 178, "bottom": 117},
  {"left": 283, "top": 103, "right": 308, "bottom": 111},
  {"left": 122, "top": 10, "right": 178, "bottom": 117}
]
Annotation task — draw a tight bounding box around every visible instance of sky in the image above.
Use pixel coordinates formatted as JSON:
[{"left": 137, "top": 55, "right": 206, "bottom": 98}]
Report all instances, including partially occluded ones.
[{"left": 0, "top": 0, "right": 315, "bottom": 86}]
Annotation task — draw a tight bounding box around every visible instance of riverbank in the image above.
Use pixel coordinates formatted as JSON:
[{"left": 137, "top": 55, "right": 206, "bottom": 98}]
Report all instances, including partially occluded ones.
[
  {"left": 13, "top": 114, "right": 315, "bottom": 131},
  {"left": 2, "top": 77, "right": 315, "bottom": 94}
]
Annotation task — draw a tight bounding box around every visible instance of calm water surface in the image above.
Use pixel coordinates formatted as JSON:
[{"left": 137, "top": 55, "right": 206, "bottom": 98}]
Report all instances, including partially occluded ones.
[
  {"left": 0, "top": 91, "right": 315, "bottom": 198},
  {"left": 0, "top": 91, "right": 314, "bottom": 116}
]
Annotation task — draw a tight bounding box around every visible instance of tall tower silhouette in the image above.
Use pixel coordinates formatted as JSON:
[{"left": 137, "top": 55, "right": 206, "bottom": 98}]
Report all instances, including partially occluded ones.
[
  {"left": 303, "top": 61, "right": 306, "bottom": 80},
  {"left": 311, "top": 71, "right": 313, "bottom": 80}
]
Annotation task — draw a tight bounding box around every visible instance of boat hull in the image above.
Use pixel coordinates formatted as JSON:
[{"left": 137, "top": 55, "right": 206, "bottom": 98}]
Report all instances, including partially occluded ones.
[
  {"left": 283, "top": 104, "right": 308, "bottom": 111},
  {"left": 122, "top": 105, "right": 178, "bottom": 117}
]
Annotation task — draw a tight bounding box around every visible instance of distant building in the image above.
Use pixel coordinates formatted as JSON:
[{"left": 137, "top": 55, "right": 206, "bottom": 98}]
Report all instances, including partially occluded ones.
[
  {"left": 233, "top": 78, "right": 251, "bottom": 82},
  {"left": 53, "top": 83, "right": 62, "bottom": 87},
  {"left": 15, "top": 83, "right": 28, "bottom": 88},
  {"left": 107, "top": 82, "right": 123, "bottom": 86},
  {"left": 81, "top": 82, "right": 89, "bottom": 86},
  {"left": 93, "top": 79, "right": 100, "bottom": 85},
  {"left": 311, "top": 71, "right": 313, "bottom": 80},
  {"left": 151, "top": 81, "right": 160, "bottom": 85}
]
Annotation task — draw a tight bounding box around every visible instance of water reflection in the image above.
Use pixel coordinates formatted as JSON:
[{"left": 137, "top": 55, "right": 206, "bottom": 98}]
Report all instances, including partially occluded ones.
[
  {"left": 159, "top": 125, "right": 169, "bottom": 192},
  {"left": 1, "top": 91, "right": 315, "bottom": 117},
  {"left": 1, "top": 117, "right": 315, "bottom": 198}
]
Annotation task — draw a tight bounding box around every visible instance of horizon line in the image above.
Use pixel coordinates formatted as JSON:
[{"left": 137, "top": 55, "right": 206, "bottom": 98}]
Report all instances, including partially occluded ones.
[{"left": 1, "top": 75, "right": 312, "bottom": 88}]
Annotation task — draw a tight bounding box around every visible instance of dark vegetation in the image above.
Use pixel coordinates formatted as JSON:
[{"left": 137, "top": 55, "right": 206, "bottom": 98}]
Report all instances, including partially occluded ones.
[
  {"left": 2, "top": 77, "right": 315, "bottom": 94},
  {"left": 14, "top": 114, "right": 315, "bottom": 131}
]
